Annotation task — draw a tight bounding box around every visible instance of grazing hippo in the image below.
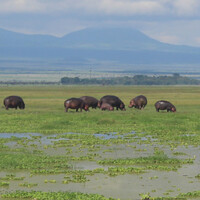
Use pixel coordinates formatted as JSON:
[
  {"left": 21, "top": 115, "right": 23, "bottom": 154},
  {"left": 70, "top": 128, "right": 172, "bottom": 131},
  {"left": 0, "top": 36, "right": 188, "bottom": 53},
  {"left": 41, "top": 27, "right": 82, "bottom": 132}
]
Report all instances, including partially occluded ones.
[
  {"left": 100, "top": 103, "right": 114, "bottom": 111},
  {"left": 129, "top": 95, "right": 147, "bottom": 110},
  {"left": 80, "top": 96, "right": 99, "bottom": 110},
  {"left": 4, "top": 96, "right": 25, "bottom": 110},
  {"left": 64, "top": 98, "right": 89, "bottom": 112},
  {"left": 155, "top": 100, "right": 176, "bottom": 112},
  {"left": 99, "top": 95, "right": 126, "bottom": 111}
]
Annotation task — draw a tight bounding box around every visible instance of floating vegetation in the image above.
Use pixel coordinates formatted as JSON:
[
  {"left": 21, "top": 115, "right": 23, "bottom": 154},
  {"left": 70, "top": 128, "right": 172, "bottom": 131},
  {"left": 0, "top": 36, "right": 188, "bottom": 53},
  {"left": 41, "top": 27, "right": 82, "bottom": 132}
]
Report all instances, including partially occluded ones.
[
  {"left": 107, "top": 166, "right": 145, "bottom": 176},
  {"left": 149, "top": 176, "right": 158, "bottom": 180},
  {"left": 44, "top": 180, "right": 56, "bottom": 183},
  {"left": 0, "top": 152, "right": 71, "bottom": 170},
  {"left": 140, "top": 193, "right": 186, "bottom": 200},
  {"left": 178, "top": 190, "right": 200, "bottom": 198},
  {"left": 19, "top": 182, "right": 38, "bottom": 188},
  {"left": 172, "top": 152, "right": 187, "bottom": 156},
  {"left": 1, "top": 191, "right": 117, "bottom": 199},
  {"left": 195, "top": 174, "right": 200, "bottom": 179},
  {"left": 0, "top": 182, "right": 9, "bottom": 187},
  {"left": 62, "top": 173, "right": 89, "bottom": 184},
  {"left": 0, "top": 174, "right": 25, "bottom": 181},
  {"left": 98, "top": 150, "right": 193, "bottom": 171}
]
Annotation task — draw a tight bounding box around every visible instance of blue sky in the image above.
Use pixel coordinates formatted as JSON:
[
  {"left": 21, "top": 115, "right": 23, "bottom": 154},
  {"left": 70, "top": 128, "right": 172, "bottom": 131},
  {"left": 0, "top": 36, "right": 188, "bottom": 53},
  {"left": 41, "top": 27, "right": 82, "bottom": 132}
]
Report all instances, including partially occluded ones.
[{"left": 1, "top": 0, "right": 200, "bottom": 46}]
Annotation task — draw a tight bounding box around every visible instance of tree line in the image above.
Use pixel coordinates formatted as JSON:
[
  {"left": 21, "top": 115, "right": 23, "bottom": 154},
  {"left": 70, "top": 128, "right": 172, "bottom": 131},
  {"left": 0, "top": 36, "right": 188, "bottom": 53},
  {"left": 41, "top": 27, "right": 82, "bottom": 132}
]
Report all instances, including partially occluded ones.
[
  {"left": 61, "top": 74, "right": 200, "bottom": 85},
  {"left": 0, "top": 74, "right": 199, "bottom": 85}
]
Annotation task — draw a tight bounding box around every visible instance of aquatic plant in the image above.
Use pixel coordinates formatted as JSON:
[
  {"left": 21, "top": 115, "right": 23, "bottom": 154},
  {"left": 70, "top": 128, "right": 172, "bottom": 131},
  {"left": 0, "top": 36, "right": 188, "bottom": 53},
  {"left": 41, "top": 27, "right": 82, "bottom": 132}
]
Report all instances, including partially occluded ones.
[
  {"left": 98, "top": 150, "right": 193, "bottom": 170},
  {"left": 1, "top": 191, "right": 117, "bottom": 199},
  {"left": 0, "top": 174, "right": 25, "bottom": 181},
  {"left": 19, "top": 182, "right": 38, "bottom": 188},
  {"left": 0, "top": 182, "right": 9, "bottom": 187}
]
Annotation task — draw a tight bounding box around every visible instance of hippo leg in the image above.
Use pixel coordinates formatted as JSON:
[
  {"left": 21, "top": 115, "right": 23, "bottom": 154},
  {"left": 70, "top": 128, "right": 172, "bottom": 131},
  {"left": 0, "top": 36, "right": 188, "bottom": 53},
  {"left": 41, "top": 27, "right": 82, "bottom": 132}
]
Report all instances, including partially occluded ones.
[
  {"left": 156, "top": 109, "right": 159, "bottom": 112},
  {"left": 65, "top": 108, "right": 68, "bottom": 112},
  {"left": 116, "top": 107, "right": 119, "bottom": 110},
  {"left": 6, "top": 107, "right": 9, "bottom": 110}
]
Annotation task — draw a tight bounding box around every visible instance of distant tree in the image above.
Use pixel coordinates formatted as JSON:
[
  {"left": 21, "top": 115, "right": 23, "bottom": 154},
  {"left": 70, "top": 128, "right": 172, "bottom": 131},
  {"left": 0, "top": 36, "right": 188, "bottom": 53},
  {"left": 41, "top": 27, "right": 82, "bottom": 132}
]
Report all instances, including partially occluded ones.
[
  {"left": 60, "top": 74, "right": 200, "bottom": 85},
  {"left": 173, "top": 73, "right": 180, "bottom": 77}
]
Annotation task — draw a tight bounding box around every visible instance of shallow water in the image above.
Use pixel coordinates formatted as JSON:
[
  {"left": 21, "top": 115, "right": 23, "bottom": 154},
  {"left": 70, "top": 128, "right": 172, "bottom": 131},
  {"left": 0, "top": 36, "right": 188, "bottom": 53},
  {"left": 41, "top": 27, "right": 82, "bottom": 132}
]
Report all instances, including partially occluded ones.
[{"left": 0, "top": 133, "right": 199, "bottom": 200}]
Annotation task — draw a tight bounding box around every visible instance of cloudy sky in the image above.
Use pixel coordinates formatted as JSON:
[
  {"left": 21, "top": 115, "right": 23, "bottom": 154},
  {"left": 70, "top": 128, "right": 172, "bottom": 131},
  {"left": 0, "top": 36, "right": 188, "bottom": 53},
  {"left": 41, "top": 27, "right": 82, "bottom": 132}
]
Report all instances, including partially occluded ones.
[{"left": 1, "top": 0, "right": 200, "bottom": 46}]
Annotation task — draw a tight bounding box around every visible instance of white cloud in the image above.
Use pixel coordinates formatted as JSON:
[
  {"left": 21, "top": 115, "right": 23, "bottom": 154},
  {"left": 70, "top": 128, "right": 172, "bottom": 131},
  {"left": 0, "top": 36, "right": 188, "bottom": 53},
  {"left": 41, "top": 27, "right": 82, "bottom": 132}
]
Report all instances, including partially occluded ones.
[
  {"left": 91, "top": 0, "right": 165, "bottom": 15},
  {"left": 172, "top": 0, "right": 200, "bottom": 16},
  {"left": 140, "top": 20, "right": 200, "bottom": 46},
  {"left": 195, "top": 37, "right": 200, "bottom": 45},
  {"left": 1, "top": 0, "right": 199, "bottom": 17},
  {"left": 154, "top": 35, "right": 180, "bottom": 44},
  {"left": 0, "top": 0, "right": 43, "bottom": 13}
]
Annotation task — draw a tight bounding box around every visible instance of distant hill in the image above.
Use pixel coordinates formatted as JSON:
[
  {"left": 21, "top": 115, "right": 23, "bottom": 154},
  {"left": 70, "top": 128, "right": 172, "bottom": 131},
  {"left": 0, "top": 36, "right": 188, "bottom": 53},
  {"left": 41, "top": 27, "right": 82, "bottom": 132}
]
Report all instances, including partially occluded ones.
[{"left": 1, "top": 27, "right": 200, "bottom": 71}]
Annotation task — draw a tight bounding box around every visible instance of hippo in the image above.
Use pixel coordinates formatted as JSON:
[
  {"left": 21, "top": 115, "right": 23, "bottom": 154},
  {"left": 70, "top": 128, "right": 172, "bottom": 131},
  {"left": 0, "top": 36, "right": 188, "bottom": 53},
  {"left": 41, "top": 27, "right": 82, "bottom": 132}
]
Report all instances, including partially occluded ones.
[
  {"left": 4, "top": 96, "right": 25, "bottom": 110},
  {"left": 64, "top": 98, "right": 89, "bottom": 112},
  {"left": 80, "top": 96, "right": 99, "bottom": 110},
  {"left": 155, "top": 100, "right": 176, "bottom": 112},
  {"left": 100, "top": 103, "right": 114, "bottom": 111},
  {"left": 129, "top": 95, "right": 147, "bottom": 110},
  {"left": 99, "top": 95, "right": 126, "bottom": 111}
]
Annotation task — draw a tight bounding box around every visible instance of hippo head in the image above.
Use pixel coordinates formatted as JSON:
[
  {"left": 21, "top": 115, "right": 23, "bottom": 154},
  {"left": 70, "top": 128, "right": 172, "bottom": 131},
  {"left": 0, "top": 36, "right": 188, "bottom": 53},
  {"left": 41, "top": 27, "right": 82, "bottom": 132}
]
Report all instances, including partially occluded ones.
[
  {"left": 171, "top": 106, "right": 176, "bottom": 112},
  {"left": 97, "top": 101, "right": 101, "bottom": 108},
  {"left": 84, "top": 104, "right": 89, "bottom": 111},
  {"left": 128, "top": 99, "right": 135, "bottom": 108},
  {"left": 19, "top": 102, "right": 25, "bottom": 109},
  {"left": 109, "top": 106, "right": 114, "bottom": 111},
  {"left": 120, "top": 103, "right": 126, "bottom": 111}
]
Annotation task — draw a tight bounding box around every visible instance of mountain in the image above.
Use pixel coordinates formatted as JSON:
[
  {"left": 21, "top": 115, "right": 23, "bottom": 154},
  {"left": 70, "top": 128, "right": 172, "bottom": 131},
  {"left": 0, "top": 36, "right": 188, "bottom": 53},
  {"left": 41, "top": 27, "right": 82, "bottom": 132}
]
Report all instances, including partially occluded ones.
[
  {"left": 60, "top": 27, "right": 165, "bottom": 50},
  {"left": 1, "top": 27, "right": 200, "bottom": 71},
  {"left": 0, "top": 28, "right": 58, "bottom": 47}
]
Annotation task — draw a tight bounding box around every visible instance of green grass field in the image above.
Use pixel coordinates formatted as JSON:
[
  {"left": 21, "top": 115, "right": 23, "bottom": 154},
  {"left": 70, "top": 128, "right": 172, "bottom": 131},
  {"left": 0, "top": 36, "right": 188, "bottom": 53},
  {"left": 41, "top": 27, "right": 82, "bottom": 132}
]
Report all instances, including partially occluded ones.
[
  {"left": 0, "top": 85, "right": 200, "bottom": 200},
  {"left": 0, "top": 85, "right": 199, "bottom": 142}
]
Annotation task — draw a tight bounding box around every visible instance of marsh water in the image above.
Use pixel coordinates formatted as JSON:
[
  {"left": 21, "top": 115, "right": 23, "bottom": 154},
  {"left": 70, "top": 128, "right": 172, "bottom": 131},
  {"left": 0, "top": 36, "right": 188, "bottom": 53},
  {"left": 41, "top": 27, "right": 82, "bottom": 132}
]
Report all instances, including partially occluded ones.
[{"left": 0, "top": 132, "right": 200, "bottom": 200}]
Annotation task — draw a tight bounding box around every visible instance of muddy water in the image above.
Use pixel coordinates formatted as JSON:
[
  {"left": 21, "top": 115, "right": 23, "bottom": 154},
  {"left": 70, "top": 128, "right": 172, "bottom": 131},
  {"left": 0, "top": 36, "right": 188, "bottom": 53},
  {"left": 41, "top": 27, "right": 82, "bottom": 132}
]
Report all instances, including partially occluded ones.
[{"left": 0, "top": 133, "right": 200, "bottom": 200}]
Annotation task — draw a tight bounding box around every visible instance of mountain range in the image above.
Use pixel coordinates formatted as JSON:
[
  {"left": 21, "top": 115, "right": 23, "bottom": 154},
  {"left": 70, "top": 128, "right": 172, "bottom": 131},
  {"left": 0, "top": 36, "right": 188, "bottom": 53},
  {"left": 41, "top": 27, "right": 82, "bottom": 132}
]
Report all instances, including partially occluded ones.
[{"left": 1, "top": 27, "right": 200, "bottom": 71}]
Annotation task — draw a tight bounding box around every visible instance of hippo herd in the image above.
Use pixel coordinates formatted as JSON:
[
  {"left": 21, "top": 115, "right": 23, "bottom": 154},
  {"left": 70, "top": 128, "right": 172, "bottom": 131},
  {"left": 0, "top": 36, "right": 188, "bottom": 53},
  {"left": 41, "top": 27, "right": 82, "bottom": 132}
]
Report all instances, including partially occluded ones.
[
  {"left": 64, "top": 95, "right": 176, "bottom": 112},
  {"left": 3, "top": 95, "right": 176, "bottom": 113}
]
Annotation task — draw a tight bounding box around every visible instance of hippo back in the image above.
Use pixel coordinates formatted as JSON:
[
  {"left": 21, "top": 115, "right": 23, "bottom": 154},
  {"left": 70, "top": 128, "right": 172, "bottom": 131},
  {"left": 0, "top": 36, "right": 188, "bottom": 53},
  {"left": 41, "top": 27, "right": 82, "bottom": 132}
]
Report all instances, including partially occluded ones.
[
  {"left": 100, "top": 95, "right": 124, "bottom": 108},
  {"left": 134, "top": 95, "right": 147, "bottom": 105},
  {"left": 155, "top": 100, "right": 176, "bottom": 112},
  {"left": 80, "top": 96, "right": 99, "bottom": 108},
  {"left": 64, "top": 98, "right": 84, "bottom": 107}
]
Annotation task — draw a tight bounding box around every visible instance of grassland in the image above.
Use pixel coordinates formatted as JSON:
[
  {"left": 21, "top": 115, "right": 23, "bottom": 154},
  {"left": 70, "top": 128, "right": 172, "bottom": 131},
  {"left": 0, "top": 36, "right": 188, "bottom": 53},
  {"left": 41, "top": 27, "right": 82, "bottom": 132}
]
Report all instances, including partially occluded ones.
[
  {"left": 0, "top": 85, "right": 199, "bottom": 142},
  {"left": 0, "top": 85, "right": 200, "bottom": 200}
]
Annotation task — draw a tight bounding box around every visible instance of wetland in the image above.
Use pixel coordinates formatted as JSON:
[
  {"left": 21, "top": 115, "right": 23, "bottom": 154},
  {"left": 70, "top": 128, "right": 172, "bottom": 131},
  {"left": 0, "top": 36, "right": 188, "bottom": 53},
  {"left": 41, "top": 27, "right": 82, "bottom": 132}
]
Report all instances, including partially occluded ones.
[{"left": 0, "top": 85, "right": 200, "bottom": 200}]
